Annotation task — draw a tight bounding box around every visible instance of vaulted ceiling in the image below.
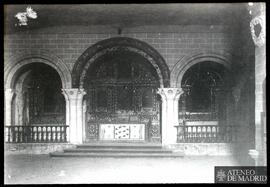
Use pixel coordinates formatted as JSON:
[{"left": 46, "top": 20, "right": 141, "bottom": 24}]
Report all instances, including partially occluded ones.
[{"left": 4, "top": 4, "right": 250, "bottom": 34}]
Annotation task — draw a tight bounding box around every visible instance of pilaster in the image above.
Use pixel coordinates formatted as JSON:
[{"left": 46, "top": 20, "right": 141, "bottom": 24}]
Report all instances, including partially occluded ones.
[{"left": 247, "top": 2, "right": 266, "bottom": 166}]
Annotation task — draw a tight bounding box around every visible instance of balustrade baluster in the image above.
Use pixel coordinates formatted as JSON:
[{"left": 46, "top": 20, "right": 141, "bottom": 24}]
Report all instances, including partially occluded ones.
[
  {"left": 208, "top": 126, "right": 212, "bottom": 142},
  {"left": 195, "top": 126, "right": 198, "bottom": 142},
  {"left": 12, "top": 127, "right": 14, "bottom": 143},
  {"left": 198, "top": 126, "right": 201, "bottom": 142},
  {"left": 16, "top": 127, "right": 21, "bottom": 142},
  {"left": 47, "top": 126, "right": 50, "bottom": 142},
  {"left": 35, "top": 126, "right": 38, "bottom": 142},
  {"left": 27, "top": 126, "right": 31, "bottom": 143},
  {"left": 53, "top": 126, "right": 55, "bottom": 142},
  {"left": 59, "top": 127, "right": 62, "bottom": 142},
  {"left": 35, "top": 127, "right": 38, "bottom": 142},
  {"left": 205, "top": 126, "right": 208, "bottom": 141},
  {"left": 56, "top": 127, "right": 59, "bottom": 142},
  {"left": 15, "top": 127, "right": 18, "bottom": 143},
  {"left": 23, "top": 126, "right": 26, "bottom": 142},
  {"left": 14, "top": 127, "right": 17, "bottom": 143},
  {"left": 44, "top": 127, "right": 47, "bottom": 142},
  {"left": 18, "top": 127, "right": 22, "bottom": 143},
  {"left": 188, "top": 126, "right": 191, "bottom": 142},
  {"left": 190, "top": 126, "right": 192, "bottom": 142},
  {"left": 21, "top": 127, "right": 24, "bottom": 142},
  {"left": 206, "top": 126, "right": 208, "bottom": 142},
  {"left": 61, "top": 126, "right": 63, "bottom": 142},
  {"left": 21, "top": 126, "right": 24, "bottom": 142},
  {"left": 32, "top": 127, "right": 35, "bottom": 142},
  {"left": 50, "top": 126, "right": 52, "bottom": 142},
  {"left": 39, "top": 127, "right": 42, "bottom": 142},
  {"left": 11, "top": 127, "right": 14, "bottom": 143},
  {"left": 45, "top": 126, "right": 47, "bottom": 142},
  {"left": 184, "top": 126, "right": 187, "bottom": 142},
  {"left": 192, "top": 126, "right": 195, "bottom": 142},
  {"left": 63, "top": 126, "right": 66, "bottom": 142},
  {"left": 7, "top": 127, "right": 11, "bottom": 142},
  {"left": 65, "top": 126, "right": 67, "bottom": 142},
  {"left": 185, "top": 126, "right": 188, "bottom": 142},
  {"left": 213, "top": 126, "right": 217, "bottom": 142},
  {"left": 41, "top": 127, "right": 44, "bottom": 142}
]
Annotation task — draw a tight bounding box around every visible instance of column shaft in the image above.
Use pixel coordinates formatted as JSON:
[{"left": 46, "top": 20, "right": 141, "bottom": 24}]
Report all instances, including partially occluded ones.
[{"left": 5, "top": 89, "right": 15, "bottom": 126}]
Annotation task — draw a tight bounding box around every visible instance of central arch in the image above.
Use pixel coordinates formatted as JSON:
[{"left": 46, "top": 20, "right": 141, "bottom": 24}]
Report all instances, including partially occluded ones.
[
  {"left": 72, "top": 37, "right": 169, "bottom": 143},
  {"left": 72, "top": 37, "right": 170, "bottom": 88}
]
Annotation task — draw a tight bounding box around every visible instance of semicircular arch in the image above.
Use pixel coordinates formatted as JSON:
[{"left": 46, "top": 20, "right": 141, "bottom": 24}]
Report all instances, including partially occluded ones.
[
  {"left": 4, "top": 51, "right": 72, "bottom": 89},
  {"left": 171, "top": 51, "right": 232, "bottom": 88},
  {"left": 72, "top": 37, "right": 170, "bottom": 88}
]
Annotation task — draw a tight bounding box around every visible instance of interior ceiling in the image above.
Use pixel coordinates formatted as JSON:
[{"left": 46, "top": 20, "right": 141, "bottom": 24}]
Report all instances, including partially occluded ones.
[{"left": 4, "top": 4, "right": 249, "bottom": 34}]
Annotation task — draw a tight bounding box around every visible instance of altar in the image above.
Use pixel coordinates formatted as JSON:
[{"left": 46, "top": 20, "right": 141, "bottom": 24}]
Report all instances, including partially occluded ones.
[{"left": 99, "top": 123, "right": 146, "bottom": 141}]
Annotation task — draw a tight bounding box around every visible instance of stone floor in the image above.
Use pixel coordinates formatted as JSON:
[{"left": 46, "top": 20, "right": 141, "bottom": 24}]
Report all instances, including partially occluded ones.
[{"left": 4, "top": 154, "right": 254, "bottom": 184}]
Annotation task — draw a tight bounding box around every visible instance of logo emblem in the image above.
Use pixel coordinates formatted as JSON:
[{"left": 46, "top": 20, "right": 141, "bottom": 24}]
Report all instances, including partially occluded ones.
[{"left": 216, "top": 169, "right": 226, "bottom": 182}]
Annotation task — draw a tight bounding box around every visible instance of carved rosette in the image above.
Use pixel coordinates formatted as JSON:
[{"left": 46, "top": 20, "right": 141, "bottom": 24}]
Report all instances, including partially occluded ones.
[
  {"left": 250, "top": 14, "right": 265, "bottom": 47},
  {"left": 87, "top": 124, "right": 99, "bottom": 140}
]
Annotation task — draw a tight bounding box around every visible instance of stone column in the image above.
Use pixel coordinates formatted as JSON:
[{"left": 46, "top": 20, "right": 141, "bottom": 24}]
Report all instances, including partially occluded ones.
[
  {"left": 5, "top": 89, "right": 15, "bottom": 126},
  {"left": 157, "top": 88, "right": 183, "bottom": 146},
  {"left": 62, "top": 90, "right": 70, "bottom": 142},
  {"left": 82, "top": 99, "right": 87, "bottom": 143},
  {"left": 62, "top": 88, "right": 86, "bottom": 144},
  {"left": 248, "top": 3, "right": 266, "bottom": 166}
]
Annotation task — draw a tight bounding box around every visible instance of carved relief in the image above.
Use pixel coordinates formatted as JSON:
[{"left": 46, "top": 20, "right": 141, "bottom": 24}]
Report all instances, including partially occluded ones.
[{"left": 250, "top": 15, "right": 265, "bottom": 47}]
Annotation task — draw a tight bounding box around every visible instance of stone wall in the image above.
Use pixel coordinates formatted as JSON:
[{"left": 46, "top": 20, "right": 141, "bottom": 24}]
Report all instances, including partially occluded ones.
[
  {"left": 4, "top": 25, "right": 239, "bottom": 87},
  {"left": 4, "top": 24, "right": 256, "bottom": 156},
  {"left": 5, "top": 143, "right": 75, "bottom": 155},
  {"left": 167, "top": 143, "right": 254, "bottom": 156}
]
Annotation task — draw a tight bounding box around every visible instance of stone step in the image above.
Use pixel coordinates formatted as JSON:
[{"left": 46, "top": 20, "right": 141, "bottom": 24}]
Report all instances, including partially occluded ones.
[
  {"left": 64, "top": 148, "right": 172, "bottom": 153},
  {"left": 76, "top": 143, "right": 163, "bottom": 149},
  {"left": 50, "top": 152, "right": 184, "bottom": 158},
  {"left": 50, "top": 143, "right": 185, "bottom": 158}
]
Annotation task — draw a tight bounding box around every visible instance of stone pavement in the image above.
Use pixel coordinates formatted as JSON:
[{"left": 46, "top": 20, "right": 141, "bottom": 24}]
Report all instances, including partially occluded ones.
[{"left": 4, "top": 154, "right": 254, "bottom": 184}]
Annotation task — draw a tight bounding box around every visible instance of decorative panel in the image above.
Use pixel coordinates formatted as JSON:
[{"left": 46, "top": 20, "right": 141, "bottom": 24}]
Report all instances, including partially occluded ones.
[{"left": 99, "top": 124, "right": 145, "bottom": 141}]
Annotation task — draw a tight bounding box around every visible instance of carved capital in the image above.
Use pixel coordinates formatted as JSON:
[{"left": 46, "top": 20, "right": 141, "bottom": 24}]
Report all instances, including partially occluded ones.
[
  {"left": 62, "top": 88, "right": 86, "bottom": 101},
  {"left": 157, "top": 88, "right": 183, "bottom": 102},
  {"left": 5, "top": 88, "right": 15, "bottom": 101}
]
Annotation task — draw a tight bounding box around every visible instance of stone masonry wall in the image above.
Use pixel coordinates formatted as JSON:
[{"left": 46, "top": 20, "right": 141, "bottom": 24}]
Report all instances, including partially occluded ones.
[{"left": 4, "top": 25, "right": 239, "bottom": 87}]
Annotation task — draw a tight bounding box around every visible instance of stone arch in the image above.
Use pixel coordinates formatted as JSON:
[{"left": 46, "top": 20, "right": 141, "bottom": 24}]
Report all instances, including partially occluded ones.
[
  {"left": 171, "top": 51, "right": 232, "bottom": 88},
  {"left": 72, "top": 37, "right": 170, "bottom": 88},
  {"left": 4, "top": 51, "right": 72, "bottom": 89}
]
